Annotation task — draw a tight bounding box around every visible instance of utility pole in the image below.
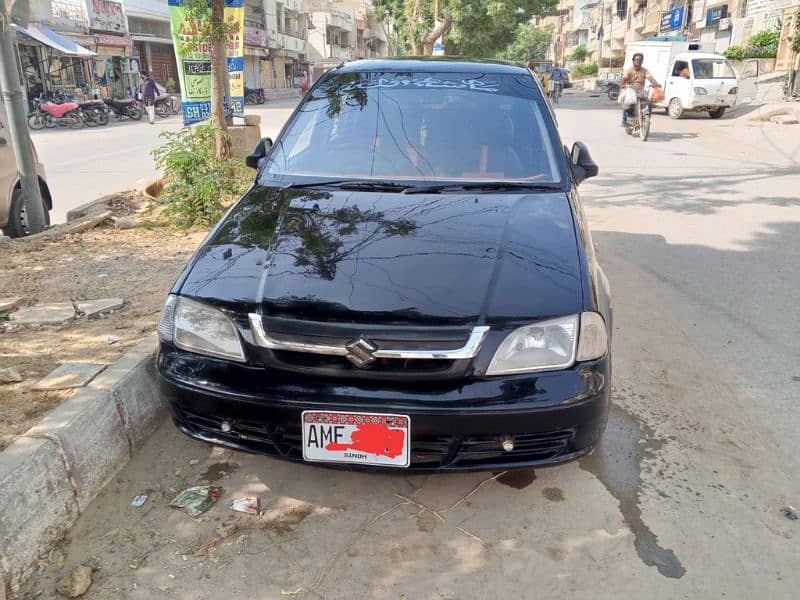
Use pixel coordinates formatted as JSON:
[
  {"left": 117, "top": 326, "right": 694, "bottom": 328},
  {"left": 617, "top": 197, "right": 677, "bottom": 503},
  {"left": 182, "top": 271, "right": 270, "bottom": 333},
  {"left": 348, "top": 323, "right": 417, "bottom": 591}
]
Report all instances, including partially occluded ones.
[
  {"left": 598, "top": 0, "right": 604, "bottom": 69},
  {"left": 0, "top": 0, "right": 46, "bottom": 234}
]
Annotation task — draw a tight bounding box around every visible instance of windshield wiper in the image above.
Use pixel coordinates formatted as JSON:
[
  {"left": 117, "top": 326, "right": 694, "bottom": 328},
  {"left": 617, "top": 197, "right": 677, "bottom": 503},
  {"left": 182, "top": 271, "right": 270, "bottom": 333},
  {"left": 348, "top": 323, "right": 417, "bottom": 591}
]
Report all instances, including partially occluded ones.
[
  {"left": 280, "top": 179, "right": 411, "bottom": 192},
  {"left": 406, "top": 181, "right": 565, "bottom": 194}
]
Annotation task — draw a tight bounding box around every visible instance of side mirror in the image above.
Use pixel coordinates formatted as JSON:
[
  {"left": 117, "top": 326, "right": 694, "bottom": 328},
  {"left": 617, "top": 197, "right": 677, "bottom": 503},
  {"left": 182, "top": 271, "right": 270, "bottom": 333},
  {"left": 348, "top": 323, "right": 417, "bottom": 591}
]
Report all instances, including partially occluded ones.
[
  {"left": 570, "top": 141, "right": 598, "bottom": 185},
  {"left": 245, "top": 137, "right": 273, "bottom": 170}
]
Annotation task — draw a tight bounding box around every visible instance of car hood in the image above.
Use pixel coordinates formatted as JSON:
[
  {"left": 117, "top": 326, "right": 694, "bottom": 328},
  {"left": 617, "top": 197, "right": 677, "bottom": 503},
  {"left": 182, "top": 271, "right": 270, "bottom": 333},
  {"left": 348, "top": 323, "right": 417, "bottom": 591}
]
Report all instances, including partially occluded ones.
[{"left": 178, "top": 186, "right": 584, "bottom": 326}]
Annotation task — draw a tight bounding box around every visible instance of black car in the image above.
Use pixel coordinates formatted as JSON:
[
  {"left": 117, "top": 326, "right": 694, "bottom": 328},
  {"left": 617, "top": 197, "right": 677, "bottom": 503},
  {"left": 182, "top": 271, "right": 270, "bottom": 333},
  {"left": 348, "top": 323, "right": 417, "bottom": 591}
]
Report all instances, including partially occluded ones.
[{"left": 157, "top": 58, "right": 610, "bottom": 472}]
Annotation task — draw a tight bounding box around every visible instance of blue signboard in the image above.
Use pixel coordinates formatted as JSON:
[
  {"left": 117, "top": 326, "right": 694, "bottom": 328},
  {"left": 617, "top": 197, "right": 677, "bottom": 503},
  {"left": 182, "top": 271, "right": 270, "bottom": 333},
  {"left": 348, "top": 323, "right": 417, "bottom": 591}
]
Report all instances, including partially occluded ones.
[
  {"left": 660, "top": 7, "right": 685, "bottom": 33},
  {"left": 706, "top": 5, "right": 728, "bottom": 26}
]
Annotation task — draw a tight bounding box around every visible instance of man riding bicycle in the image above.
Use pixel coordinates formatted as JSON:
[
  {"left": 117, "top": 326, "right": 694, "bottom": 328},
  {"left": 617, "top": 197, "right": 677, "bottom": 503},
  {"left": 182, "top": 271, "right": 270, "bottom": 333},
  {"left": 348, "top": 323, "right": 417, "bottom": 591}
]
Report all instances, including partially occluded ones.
[{"left": 620, "top": 53, "right": 661, "bottom": 127}]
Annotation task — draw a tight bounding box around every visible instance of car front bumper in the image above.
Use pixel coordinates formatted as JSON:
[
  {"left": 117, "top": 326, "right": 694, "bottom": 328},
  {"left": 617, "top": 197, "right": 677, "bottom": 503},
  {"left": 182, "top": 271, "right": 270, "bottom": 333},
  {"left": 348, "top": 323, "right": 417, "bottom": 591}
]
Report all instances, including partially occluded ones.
[
  {"left": 687, "top": 95, "right": 736, "bottom": 109},
  {"left": 158, "top": 345, "right": 610, "bottom": 472}
]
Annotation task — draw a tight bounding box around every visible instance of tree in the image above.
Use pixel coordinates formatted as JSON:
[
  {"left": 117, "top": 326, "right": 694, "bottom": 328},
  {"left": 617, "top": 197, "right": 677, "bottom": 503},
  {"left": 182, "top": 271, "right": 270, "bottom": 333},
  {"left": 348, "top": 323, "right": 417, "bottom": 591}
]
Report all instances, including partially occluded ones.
[
  {"left": 499, "top": 22, "right": 553, "bottom": 63},
  {"left": 375, "top": 0, "right": 557, "bottom": 57}
]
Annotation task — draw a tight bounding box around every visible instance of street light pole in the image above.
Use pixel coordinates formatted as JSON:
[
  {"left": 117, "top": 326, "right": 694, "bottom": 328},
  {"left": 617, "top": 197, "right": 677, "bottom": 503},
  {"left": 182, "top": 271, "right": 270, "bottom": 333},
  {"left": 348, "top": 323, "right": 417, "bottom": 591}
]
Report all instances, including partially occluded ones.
[{"left": 0, "top": 0, "right": 46, "bottom": 234}]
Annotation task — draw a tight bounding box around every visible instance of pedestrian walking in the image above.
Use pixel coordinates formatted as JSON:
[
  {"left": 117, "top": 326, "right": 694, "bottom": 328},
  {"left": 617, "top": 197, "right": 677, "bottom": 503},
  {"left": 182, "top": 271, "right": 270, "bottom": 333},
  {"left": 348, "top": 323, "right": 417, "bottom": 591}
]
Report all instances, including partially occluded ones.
[
  {"left": 137, "top": 71, "right": 157, "bottom": 124},
  {"left": 299, "top": 71, "right": 309, "bottom": 96}
]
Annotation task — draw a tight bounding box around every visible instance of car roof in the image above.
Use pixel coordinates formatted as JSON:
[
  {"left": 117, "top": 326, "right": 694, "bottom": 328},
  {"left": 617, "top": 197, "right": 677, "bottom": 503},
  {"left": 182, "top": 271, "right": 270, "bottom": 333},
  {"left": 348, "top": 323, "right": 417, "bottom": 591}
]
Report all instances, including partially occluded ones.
[
  {"left": 677, "top": 52, "right": 729, "bottom": 60},
  {"left": 335, "top": 57, "right": 530, "bottom": 76}
]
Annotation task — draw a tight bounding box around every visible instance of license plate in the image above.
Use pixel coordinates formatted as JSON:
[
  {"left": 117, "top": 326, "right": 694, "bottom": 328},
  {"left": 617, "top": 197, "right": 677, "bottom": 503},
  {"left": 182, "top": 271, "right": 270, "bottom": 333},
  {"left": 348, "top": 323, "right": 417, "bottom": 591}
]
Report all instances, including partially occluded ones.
[{"left": 302, "top": 411, "right": 411, "bottom": 468}]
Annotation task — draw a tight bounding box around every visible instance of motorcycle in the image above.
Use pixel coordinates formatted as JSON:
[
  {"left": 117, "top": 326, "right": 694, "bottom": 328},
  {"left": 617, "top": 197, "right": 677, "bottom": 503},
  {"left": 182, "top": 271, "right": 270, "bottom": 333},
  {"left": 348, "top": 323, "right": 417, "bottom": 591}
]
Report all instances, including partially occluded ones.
[
  {"left": 77, "top": 100, "right": 110, "bottom": 127},
  {"left": 103, "top": 97, "right": 143, "bottom": 121},
  {"left": 549, "top": 80, "right": 562, "bottom": 104},
  {"left": 244, "top": 86, "right": 265, "bottom": 105},
  {"left": 154, "top": 94, "right": 180, "bottom": 118},
  {"left": 622, "top": 86, "right": 651, "bottom": 142},
  {"left": 27, "top": 98, "right": 83, "bottom": 130},
  {"left": 606, "top": 81, "right": 620, "bottom": 101}
]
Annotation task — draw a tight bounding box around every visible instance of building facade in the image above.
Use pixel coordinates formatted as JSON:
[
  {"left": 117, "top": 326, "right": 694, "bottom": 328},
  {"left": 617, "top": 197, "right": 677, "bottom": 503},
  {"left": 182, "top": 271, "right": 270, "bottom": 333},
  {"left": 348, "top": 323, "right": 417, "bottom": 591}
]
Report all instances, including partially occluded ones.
[
  {"left": 125, "top": 0, "right": 180, "bottom": 93},
  {"left": 567, "top": 0, "right": 793, "bottom": 66},
  {"left": 306, "top": 0, "right": 388, "bottom": 81},
  {"left": 266, "top": 0, "right": 310, "bottom": 91}
]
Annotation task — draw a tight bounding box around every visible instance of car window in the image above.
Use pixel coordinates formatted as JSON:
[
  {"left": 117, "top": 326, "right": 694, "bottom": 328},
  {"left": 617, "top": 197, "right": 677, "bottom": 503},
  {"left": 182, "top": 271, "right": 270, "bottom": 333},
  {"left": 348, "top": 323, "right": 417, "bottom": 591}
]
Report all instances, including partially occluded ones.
[
  {"left": 672, "top": 60, "right": 689, "bottom": 77},
  {"left": 692, "top": 59, "right": 736, "bottom": 79},
  {"left": 261, "top": 71, "right": 561, "bottom": 184}
]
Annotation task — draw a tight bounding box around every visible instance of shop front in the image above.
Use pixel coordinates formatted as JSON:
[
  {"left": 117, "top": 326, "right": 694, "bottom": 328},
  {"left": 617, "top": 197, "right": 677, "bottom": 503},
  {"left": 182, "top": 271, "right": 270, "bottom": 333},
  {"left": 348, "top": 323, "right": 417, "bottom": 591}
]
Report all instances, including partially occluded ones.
[
  {"left": 128, "top": 16, "right": 180, "bottom": 93},
  {"left": 12, "top": 24, "right": 96, "bottom": 106},
  {"left": 75, "top": 0, "right": 138, "bottom": 98},
  {"left": 244, "top": 25, "right": 269, "bottom": 89},
  {"left": 269, "top": 49, "right": 307, "bottom": 89},
  {"left": 69, "top": 33, "right": 136, "bottom": 99}
]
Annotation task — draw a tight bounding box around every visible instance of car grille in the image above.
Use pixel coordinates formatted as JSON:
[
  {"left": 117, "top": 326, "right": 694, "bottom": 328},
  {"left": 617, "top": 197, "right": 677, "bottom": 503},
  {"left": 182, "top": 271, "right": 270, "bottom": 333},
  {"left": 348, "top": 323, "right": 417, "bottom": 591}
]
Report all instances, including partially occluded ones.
[
  {"left": 176, "top": 408, "right": 575, "bottom": 469},
  {"left": 250, "top": 315, "right": 481, "bottom": 381}
]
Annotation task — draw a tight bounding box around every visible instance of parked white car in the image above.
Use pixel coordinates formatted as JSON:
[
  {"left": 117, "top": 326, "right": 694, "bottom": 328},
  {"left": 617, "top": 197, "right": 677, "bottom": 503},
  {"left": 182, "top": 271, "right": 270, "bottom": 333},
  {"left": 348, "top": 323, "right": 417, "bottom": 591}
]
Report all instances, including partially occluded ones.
[
  {"left": 625, "top": 41, "right": 739, "bottom": 119},
  {"left": 0, "top": 104, "right": 52, "bottom": 237}
]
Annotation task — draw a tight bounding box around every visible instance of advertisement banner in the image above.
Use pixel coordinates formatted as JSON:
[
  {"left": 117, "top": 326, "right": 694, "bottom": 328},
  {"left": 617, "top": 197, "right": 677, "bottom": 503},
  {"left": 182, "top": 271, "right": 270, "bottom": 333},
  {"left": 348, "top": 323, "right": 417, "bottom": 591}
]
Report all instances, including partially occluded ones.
[{"left": 168, "top": 0, "right": 245, "bottom": 126}]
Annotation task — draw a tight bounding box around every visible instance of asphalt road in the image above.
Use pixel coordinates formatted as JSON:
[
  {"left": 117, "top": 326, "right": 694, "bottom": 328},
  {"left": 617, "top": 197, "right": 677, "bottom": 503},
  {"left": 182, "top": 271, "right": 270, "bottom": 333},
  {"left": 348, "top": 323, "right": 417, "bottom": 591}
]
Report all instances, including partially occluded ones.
[
  {"left": 30, "top": 97, "right": 302, "bottom": 224},
  {"left": 25, "top": 91, "right": 800, "bottom": 599}
]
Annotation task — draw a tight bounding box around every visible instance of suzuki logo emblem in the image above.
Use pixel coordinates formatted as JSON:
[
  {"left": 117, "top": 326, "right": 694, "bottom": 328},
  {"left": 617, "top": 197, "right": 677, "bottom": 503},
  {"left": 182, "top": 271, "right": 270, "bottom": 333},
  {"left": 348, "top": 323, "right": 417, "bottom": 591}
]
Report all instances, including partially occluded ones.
[{"left": 345, "top": 337, "right": 378, "bottom": 368}]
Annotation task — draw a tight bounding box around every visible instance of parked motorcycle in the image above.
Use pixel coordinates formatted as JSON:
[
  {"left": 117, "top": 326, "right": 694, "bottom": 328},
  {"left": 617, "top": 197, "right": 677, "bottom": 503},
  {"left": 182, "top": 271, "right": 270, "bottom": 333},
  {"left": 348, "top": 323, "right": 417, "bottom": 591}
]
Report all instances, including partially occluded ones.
[
  {"left": 244, "top": 86, "right": 265, "bottom": 105},
  {"left": 27, "top": 98, "right": 83, "bottom": 130},
  {"left": 78, "top": 100, "right": 110, "bottom": 127},
  {"left": 104, "top": 97, "right": 143, "bottom": 121},
  {"left": 154, "top": 95, "right": 180, "bottom": 118}
]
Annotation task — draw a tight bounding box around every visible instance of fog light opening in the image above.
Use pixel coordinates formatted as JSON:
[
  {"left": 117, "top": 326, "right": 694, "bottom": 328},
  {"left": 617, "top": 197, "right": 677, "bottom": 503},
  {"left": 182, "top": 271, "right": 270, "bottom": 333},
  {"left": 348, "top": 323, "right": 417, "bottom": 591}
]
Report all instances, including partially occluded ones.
[{"left": 501, "top": 437, "right": 515, "bottom": 452}]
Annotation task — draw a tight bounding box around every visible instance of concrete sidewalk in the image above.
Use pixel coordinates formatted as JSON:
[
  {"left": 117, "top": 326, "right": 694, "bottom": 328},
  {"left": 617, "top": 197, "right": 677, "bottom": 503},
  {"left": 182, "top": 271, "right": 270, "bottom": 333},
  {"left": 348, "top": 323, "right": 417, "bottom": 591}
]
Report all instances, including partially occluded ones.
[{"left": 0, "top": 338, "right": 163, "bottom": 599}]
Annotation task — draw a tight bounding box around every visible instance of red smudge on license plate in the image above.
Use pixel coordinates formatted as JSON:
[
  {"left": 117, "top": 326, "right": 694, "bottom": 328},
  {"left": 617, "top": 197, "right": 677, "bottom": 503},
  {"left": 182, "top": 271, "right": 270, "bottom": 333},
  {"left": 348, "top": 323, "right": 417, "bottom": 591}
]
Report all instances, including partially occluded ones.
[{"left": 302, "top": 411, "right": 411, "bottom": 468}]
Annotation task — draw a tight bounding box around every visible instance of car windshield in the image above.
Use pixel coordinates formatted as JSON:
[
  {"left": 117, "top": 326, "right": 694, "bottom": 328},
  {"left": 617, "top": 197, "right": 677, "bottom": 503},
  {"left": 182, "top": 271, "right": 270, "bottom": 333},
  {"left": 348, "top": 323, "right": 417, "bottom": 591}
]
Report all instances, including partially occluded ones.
[
  {"left": 259, "top": 71, "right": 562, "bottom": 185},
  {"left": 692, "top": 59, "right": 736, "bottom": 79}
]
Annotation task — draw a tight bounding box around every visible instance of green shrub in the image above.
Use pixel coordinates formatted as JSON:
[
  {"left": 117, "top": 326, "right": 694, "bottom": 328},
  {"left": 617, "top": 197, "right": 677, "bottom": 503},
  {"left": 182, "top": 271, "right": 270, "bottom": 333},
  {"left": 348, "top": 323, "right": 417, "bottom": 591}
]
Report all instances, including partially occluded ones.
[
  {"left": 742, "top": 29, "right": 779, "bottom": 58},
  {"left": 572, "top": 62, "right": 598, "bottom": 77},
  {"left": 151, "top": 124, "right": 250, "bottom": 229},
  {"left": 571, "top": 44, "right": 588, "bottom": 63},
  {"left": 749, "top": 29, "right": 779, "bottom": 48},
  {"left": 724, "top": 45, "right": 746, "bottom": 61}
]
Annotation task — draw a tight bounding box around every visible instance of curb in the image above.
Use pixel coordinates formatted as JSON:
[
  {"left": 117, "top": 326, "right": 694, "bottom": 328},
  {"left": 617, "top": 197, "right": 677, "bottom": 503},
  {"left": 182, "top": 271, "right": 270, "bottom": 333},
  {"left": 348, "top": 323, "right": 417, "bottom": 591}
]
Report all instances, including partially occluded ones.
[
  {"left": 64, "top": 193, "right": 118, "bottom": 224},
  {"left": 0, "top": 210, "right": 111, "bottom": 247},
  {"left": 0, "top": 336, "right": 165, "bottom": 599}
]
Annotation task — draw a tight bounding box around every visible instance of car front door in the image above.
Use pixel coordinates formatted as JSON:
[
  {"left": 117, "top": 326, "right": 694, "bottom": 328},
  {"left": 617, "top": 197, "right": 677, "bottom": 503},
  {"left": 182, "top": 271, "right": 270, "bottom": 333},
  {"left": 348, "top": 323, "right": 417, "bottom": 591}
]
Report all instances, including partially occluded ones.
[{"left": 665, "top": 59, "right": 692, "bottom": 109}]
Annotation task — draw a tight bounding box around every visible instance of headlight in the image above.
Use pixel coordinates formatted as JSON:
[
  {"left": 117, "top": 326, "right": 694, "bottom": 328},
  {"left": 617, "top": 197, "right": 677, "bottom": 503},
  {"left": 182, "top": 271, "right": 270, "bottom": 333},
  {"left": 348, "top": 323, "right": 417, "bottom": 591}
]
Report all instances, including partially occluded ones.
[
  {"left": 158, "top": 294, "right": 245, "bottom": 362},
  {"left": 486, "top": 313, "right": 607, "bottom": 375},
  {"left": 486, "top": 315, "right": 578, "bottom": 375},
  {"left": 694, "top": 87, "right": 708, "bottom": 95}
]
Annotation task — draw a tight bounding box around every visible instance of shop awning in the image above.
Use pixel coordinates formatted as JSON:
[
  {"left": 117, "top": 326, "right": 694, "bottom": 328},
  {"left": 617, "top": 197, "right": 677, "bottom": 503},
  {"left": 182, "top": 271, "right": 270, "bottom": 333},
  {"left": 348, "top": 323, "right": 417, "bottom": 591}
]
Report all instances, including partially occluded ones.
[{"left": 13, "top": 24, "right": 95, "bottom": 57}]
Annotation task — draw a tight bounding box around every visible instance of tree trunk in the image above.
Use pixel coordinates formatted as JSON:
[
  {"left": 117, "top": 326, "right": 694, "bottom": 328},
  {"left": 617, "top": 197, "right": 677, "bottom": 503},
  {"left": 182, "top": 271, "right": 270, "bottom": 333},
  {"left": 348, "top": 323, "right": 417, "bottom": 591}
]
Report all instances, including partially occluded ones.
[
  {"left": 210, "top": 0, "right": 230, "bottom": 159},
  {"left": 422, "top": 13, "right": 452, "bottom": 55}
]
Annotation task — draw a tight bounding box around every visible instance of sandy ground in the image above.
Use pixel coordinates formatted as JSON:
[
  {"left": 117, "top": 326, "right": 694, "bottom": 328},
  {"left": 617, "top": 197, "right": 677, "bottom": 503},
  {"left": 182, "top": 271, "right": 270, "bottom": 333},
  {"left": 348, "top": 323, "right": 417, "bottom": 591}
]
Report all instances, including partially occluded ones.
[{"left": 0, "top": 200, "right": 206, "bottom": 450}]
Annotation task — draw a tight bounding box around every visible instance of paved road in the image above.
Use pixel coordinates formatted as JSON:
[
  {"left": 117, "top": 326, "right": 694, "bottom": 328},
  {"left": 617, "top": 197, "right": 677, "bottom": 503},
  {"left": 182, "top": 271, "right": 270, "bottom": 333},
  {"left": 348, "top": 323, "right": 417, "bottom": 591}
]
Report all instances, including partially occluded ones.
[
  {"left": 31, "top": 98, "right": 301, "bottom": 224},
  {"left": 25, "top": 91, "right": 800, "bottom": 599}
]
